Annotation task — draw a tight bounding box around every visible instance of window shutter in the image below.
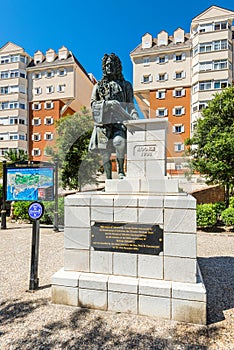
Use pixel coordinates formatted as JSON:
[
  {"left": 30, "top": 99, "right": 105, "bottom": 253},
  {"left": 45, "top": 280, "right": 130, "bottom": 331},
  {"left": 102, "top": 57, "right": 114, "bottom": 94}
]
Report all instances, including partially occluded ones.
[
  {"left": 156, "top": 91, "right": 159, "bottom": 98},
  {"left": 51, "top": 133, "right": 54, "bottom": 140},
  {"left": 172, "top": 126, "right": 176, "bottom": 133},
  {"left": 32, "top": 73, "right": 35, "bottom": 79},
  {"left": 156, "top": 57, "right": 159, "bottom": 63},
  {"left": 173, "top": 73, "right": 176, "bottom": 80},
  {"left": 32, "top": 134, "right": 34, "bottom": 141},
  {"left": 182, "top": 89, "right": 186, "bottom": 96},
  {"left": 181, "top": 125, "right": 185, "bottom": 132},
  {"left": 149, "top": 75, "right": 153, "bottom": 82},
  {"left": 156, "top": 74, "right": 159, "bottom": 81},
  {"left": 181, "top": 144, "right": 185, "bottom": 151},
  {"left": 173, "top": 54, "right": 176, "bottom": 61},
  {"left": 140, "top": 76, "right": 144, "bottom": 83},
  {"left": 173, "top": 90, "right": 176, "bottom": 97},
  {"left": 172, "top": 108, "right": 176, "bottom": 115},
  {"left": 44, "top": 134, "right": 47, "bottom": 140},
  {"left": 165, "top": 73, "right": 168, "bottom": 80},
  {"left": 182, "top": 53, "right": 186, "bottom": 60},
  {"left": 165, "top": 109, "right": 168, "bottom": 116},
  {"left": 32, "top": 119, "right": 34, "bottom": 126},
  {"left": 182, "top": 107, "right": 185, "bottom": 114},
  {"left": 156, "top": 110, "right": 159, "bottom": 117},
  {"left": 165, "top": 55, "right": 168, "bottom": 62},
  {"left": 182, "top": 71, "right": 186, "bottom": 78}
]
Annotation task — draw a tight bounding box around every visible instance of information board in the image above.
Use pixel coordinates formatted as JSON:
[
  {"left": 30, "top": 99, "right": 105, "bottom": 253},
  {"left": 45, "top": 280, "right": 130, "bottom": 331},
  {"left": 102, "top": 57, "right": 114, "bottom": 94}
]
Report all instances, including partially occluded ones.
[
  {"left": 91, "top": 222, "right": 163, "bottom": 255},
  {"left": 6, "top": 167, "right": 54, "bottom": 201}
]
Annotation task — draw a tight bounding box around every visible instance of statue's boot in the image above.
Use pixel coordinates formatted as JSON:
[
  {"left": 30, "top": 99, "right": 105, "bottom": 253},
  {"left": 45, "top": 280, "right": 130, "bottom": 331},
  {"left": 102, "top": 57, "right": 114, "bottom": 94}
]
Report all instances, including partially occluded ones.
[
  {"left": 117, "top": 158, "right": 125, "bottom": 179},
  {"left": 103, "top": 160, "right": 112, "bottom": 179}
]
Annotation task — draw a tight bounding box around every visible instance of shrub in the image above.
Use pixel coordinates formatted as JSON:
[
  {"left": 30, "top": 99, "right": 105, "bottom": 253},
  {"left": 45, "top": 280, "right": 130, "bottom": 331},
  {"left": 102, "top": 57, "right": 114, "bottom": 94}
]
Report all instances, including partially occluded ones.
[
  {"left": 13, "top": 201, "right": 31, "bottom": 221},
  {"left": 212, "top": 201, "right": 226, "bottom": 220},
  {"left": 221, "top": 207, "right": 234, "bottom": 227},
  {"left": 229, "top": 196, "right": 234, "bottom": 208},
  {"left": 196, "top": 204, "right": 217, "bottom": 228}
]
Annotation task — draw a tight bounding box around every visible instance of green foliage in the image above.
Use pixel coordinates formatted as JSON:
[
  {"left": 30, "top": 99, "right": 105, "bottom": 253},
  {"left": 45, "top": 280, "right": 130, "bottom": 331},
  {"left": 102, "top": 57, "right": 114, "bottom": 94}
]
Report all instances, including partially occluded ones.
[
  {"left": 229, "top": 197, "right": 234, "bottom": 208},
  {"left": 40, "top": 197, "right": 64, "bottom": 225},
  {"left": 13, "top": 198, "right": 64, "bottom": 225},
  {"left": 212, "top": 201, "right": 226, "bottom": 219},
  {"left": 196, "top": 204, "right": 217, "bottom": 228},
  {"left": 46, "top": 111, "right": 101, "bottom": 190},
  {"left": 186, "top": 86, "right": 234, "bottom": 206},
  {"left": 13, "top": 201, "right": 31, "bottom": 221},
  {"left": 4, "top": 149, "right": 28, "bottom": 163},
  {"left": 221, "top": 207, "right": 234, "bottom": 227}
]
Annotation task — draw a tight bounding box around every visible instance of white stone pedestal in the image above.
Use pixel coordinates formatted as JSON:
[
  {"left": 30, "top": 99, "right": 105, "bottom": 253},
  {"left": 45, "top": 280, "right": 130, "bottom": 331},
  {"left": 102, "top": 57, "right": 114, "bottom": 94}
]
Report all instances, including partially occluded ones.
[{"left": 51, "top": 118, "right": 207, "bottom": 325}]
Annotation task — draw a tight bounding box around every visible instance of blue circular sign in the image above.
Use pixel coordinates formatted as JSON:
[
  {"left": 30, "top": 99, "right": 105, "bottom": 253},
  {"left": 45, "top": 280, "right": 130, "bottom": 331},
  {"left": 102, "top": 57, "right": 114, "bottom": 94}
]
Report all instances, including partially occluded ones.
[{"left": 28, "top": 202, "right": 44, "bottom": 220}]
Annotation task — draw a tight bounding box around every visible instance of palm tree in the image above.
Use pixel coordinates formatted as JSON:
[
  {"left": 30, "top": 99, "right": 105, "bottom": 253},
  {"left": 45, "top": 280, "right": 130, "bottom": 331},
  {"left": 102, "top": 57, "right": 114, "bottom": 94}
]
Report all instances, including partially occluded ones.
[{"left": 4, "top": 149, "right": 28, "bottom": 163}]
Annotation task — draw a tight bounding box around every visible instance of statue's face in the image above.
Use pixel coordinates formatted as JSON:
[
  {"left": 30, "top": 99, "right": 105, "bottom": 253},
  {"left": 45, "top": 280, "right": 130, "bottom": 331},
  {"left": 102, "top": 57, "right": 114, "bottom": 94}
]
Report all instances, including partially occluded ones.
[{"left": 105, "top": 56, "right": 116, "bottom": 75}]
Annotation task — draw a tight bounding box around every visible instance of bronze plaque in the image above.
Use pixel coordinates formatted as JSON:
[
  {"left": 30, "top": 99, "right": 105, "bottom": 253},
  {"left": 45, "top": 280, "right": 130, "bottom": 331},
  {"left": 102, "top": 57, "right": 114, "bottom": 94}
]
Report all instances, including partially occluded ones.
[{"left": 91, "top": 222, "right": 163, "bottom": 255}]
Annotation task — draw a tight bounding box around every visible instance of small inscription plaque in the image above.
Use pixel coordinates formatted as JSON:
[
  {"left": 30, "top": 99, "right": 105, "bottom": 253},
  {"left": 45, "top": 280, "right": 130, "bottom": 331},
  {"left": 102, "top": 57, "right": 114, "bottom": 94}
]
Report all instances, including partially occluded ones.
[
  {"left": 133, "top": 144, "right": 158, "bottom": 158},
  {"left": 91, "top": 222, "right": 163, "bottom": 255}
]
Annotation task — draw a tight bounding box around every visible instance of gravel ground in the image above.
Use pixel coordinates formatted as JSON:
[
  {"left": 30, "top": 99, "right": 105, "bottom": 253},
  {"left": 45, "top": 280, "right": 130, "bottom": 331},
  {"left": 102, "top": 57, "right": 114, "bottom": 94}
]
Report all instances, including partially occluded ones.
[{"left": 0, "top": 222, "right": 233, "bottom": 350}]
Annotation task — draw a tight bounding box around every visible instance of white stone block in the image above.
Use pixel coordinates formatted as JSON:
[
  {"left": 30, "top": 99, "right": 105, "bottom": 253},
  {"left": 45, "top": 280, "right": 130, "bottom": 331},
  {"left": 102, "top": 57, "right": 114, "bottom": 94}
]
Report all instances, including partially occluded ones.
[
  {"left": 146, "top": 128, "right": 166, "bottom": 142},
  {"left": 164, "top": 233, "right": 197, "bottom": 258},
  {"left": 114, "top": 195, "right": 138, "bottom": 207},
  {"left": 108, "top": 291, "right": 137, "bottom": 313},
  {"left": 126, "top": 161, "right": 145, "bottom": 178},
  {"left": 65, "top": 194, "right": 91, "bottom": 206},
  {"left": 105, "top": 179, "right": 140, "bottom": 193},
  {"left": 113, "top": 252, "right": 137, "bottom": 276},
  {"left": 138, "top": 255, "right": 163, "bottom": 279},
  {"left": 172, "top": 299, "right": 206, "bottom": 325},
  {"left": 90, "top": 250, "right": 113, "bottom": 274},
  {"left": 114, "top": 207, "right": 137, "bottom": 223},
  {"left": 139, "top": 279, "right": 171, "bottom": 297},
  {"left": 164, "top": 195, "right": 196, "bottom": 209},
  {"left": 138, "top": 196, "right": 164, "bottom": 208},
  {"left": 172, "top": 282, "right": 206, "bottom": 302},
  {"left": 145, "top": 160, "right": 166, "bottom": 179},
  {"left": 139, "top": 295, "right": 170, "bottom": 319},
  {"left": 64, "top": 249, "right": 89, "bottom": 272},
  {"left": 127, "top": 141, "right": 165, "bottom": 161},
  {"left": 65, "top": 206, "right": 90, "bottom": 228},
  {"left": 108, "top": 275, "right": 138, "bottom": 293},
  {"left": 52, "top": 285, "right": 78, "bottom": 306},
  {"left": 64, "top": 227, "right": 90, "bottom": 250},
  {"left": 51, "top": 268, "right": 80, "bottom": 287},
  {"left": 91, "top": 195, "right": 114, "bottom": 207},
  {"left": 127, "top": 128, "right": 145, "bottom": 142},
  {"left": 138, "top": 208, "right": 163, "bottom": 224},
  {"left": 91, "top": 206, "right": 113, "bottom": 222},
  {"left": 140, "top": 179, "right": 178, "bottom": 194},
  {"left": 164, "top": 208, "right": 196, "bottom": 233},
  {"left": 79, "top": 273, "right": 108, "bottom": 290},
  {"left": 79, "top": 288, "right": 107, "bottom": 310},
  {"left": 164, "top": 257, "right": 197, "bottom": 283}
]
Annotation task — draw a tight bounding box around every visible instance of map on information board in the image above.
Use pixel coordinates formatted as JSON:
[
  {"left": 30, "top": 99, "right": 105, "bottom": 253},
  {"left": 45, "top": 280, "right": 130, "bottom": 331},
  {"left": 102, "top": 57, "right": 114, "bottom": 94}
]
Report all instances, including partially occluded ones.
[{"left": 6, "top": 167, "right": 54, "bottom": 201}]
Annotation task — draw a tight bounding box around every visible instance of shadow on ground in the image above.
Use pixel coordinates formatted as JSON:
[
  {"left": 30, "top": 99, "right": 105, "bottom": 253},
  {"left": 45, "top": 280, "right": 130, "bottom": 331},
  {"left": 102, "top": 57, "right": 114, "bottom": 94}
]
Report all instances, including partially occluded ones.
[{"left": 198, "top": 256, "right": 234, "bottom": 324}]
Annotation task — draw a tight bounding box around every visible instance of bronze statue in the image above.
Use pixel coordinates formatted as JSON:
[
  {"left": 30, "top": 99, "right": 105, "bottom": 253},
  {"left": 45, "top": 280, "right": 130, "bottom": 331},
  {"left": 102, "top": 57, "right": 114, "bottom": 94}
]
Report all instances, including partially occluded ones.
[{"left": 89, "top": 53, "right": 138, "bottom": 179}]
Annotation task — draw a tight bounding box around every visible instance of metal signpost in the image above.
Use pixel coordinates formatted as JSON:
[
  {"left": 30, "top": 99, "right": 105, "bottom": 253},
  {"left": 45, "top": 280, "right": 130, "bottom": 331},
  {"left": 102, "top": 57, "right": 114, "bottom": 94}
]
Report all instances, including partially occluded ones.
[{"left": 28, "top": 202, "right": 44, "bottom": 291}]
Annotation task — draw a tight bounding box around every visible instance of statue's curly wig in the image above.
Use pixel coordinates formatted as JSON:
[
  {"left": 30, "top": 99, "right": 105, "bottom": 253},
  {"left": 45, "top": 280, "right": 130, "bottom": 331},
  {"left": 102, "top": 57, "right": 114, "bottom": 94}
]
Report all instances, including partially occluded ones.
[{"left": 101, "top": 53, "right": 124, "bottom": 81}]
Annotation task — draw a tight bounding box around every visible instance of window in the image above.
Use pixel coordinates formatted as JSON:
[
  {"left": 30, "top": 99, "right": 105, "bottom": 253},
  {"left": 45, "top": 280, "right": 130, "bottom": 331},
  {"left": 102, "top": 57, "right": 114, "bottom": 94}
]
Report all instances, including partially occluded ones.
[
  {"left": 141, "top": 75, "right": 152, "bottom": 83},
  {"left": 32, "top": 118, "right": 41, "bottom": 126},
  {"left": 1, "top": 71, "right": 9, "bottom": 79},
  {"left": 157, "top": 73, "right": 168, "bottom": 81},
  {"left": 32, "top": 103, "right": 41, "bottom": 110},
  {"left": 45, "top": 70, "right": 54, "bottom": 78},
  {"left": 214, "top": 22, "right": 227, "bottom": 31},
  {"left": 199, "top": 81, "right": 212, "bottom": 91},
  {"left": 1, "top": 56, "right": 10, "bottom": 64},
  {"left": 44, "top": 117, "right": 54, "bottom": 125},
  {"left": 156, "top": 108, "right": 168, "bottom": 117},
  {"left": 173, "top": 53, "right": 185, "bottom": 61},
  {"left": 143, "top": 57, "right": 150, "bottom": 65},
  {"left": 44, "top": 132, "right": 53, "bottom": 140},
  {"left": 9, "top": 134, "right": 18, "bottom": 140},
  {"left": 33, "top": 72, "right": 42, "bottom": 79},
  {"left": 173, "top": 107, "right": 185, "bottom": 116},
  {"left": 213, "top": 60, "right": 227, "bottom": 70},
  {"left": 34, "top": 87, "right": 42, "bottom": 95},
  {"left": 156, "top": 90, "right": 166, "bottom": 99},
  {"left": 32, "top": 133, "right": 41, "bottom": 141},
  {"left": 199, "top": 42, "right": 212, "bottom": 53},
  {"left": 19, "top": 134, "right": 26, "bottom": 141},
  {"left": 57, "top": 68, "right": 67, "bottom": 76},
  {"left": 173, "top": 124, "right": 184, "bottom": 133},
  {"left": 0, "top": 87, "right": 9, "bottom": 94},
  {"left": 214, "top": 80, "right": 228, "bottom": 89},
  {"left": 45, "top": 102, "right": 54, "bottom": 109},
  {"left": 174, "top": 143, "right": 184, "bottom": 152},
  {"left": 198, "top": 23, "right": 213, "bottom": 33},
  {"left": 57, "top": 84, "right": 65, "bottom": 92},
  {"left": 156, "top": 56, "right": 168, "bottom": 64},
  {"left": 173, "top": 89, "right": 185, "bottom": 97},
  {"left": 32, "top": 148, "right": 41, "bottom": 156},
  {"left": 46, "top": 85, "right": 54, "bottom": 94}
]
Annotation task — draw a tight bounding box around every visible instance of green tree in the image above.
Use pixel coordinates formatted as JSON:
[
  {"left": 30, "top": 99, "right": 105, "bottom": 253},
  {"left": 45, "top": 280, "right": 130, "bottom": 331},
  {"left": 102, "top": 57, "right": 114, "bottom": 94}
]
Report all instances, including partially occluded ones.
[
  {"left": 4, "top": 149, "right": 28, "bottom": 163},
  {"left": 47, "top": 111, "right": 101, "bottom": 191},
  {"left": 186, "top": 86, "right": 234, "bottom": 207}
]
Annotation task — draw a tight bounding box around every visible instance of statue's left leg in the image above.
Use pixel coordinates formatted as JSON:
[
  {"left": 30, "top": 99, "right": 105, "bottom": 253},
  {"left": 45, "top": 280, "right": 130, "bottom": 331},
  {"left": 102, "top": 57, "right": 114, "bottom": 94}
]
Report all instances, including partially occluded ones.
[{"left": 113, "top": 135, "right": 126, "bottom": 179}]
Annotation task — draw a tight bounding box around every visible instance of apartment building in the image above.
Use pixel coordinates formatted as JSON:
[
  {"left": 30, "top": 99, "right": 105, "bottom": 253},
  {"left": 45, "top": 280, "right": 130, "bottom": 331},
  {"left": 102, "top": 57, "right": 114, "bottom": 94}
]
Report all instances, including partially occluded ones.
[
  {"left": 130, "top": 6, "right": 234, "bottom": 174},
  {"left": 27, "top": 46, "right": 94, "bottom": 161},
  {"left": 0, "top": 42, "right": 30, "bottom": 158},
  {"left": 0, "top": 42, "right": 95, "bottom": 161}
]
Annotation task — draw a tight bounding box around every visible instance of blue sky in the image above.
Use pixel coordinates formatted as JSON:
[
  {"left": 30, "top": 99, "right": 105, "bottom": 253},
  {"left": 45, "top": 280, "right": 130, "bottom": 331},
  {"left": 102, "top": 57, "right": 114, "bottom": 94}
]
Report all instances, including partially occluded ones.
[{"left": 1, "top": 1, "right": 234, "bottom": 82}]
